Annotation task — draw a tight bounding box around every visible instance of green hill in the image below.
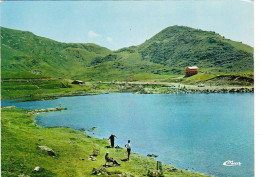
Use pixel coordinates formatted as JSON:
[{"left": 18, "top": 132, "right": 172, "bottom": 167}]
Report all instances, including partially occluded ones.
[
  {"left": 136, "top": 26, "right": 253, "bottom": 72},
  {"left": 1, "top": 27, "right": 112, "bottom": 79},
  {"left": 1, "top": 26, "right": 254, "bottom": 82}
]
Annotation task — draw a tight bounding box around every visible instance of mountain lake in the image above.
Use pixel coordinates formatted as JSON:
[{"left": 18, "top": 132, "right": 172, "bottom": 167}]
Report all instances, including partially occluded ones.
[{"left": 2, "top": 93, "right": 254, "bottom": 177}]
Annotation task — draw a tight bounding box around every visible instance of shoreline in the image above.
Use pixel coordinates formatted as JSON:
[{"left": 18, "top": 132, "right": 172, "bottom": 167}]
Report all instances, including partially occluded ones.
[
  {"left": 1, "top": 82, "right": 254, "bottom": 102},
  {"left": 31, "top": 109, "right": 213, "bottom": 177},
  {"left": 33, "top": 111, "right": 199, "bottom": 175},
  {"left": 1, "top": 107, "right": 211, "bottom": 176}
]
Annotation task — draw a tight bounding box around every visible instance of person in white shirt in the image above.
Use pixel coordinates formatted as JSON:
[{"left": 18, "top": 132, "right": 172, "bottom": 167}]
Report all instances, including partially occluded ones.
[{"left": 125, "top": 140, "right": 131, "bottom": 161}]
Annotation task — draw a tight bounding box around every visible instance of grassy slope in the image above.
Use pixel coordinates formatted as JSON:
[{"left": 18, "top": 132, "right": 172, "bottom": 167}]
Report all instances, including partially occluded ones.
[
  {"left": 1, "top": 71, "right": 123, "bottom": 100},
  {"left": 137, "top": 26, "right": 253, "bottom": 73},
  {"left": 1, "top": 108, "right": 210, "bottom": 177},
  {"left": 1, "top": 26, "right": 254, "bottom": 83},
  {"left": 1, "top": 27, "right": 112, "bottom": 79},
  {"left": 1, "top": 27, "right": 180, "bottom": 82},
  {"left": 183, "top": 72, "right": 254, "bottom": 86},
  {"left": 1, "top": 70, "right": 254, "bottom": 101}
]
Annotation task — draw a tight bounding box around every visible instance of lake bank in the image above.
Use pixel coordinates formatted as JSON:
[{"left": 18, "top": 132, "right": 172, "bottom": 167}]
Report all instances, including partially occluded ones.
[
  {"left": 1, "top": 80, "right": 254, "bottom": 102},
  {"left": 1, "top": 107, "right": 210, "bottom": 177}
]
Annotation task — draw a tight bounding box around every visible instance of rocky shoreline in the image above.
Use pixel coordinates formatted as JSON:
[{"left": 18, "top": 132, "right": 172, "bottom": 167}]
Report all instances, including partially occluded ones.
[
  {"left": 3, "top": 82, "right": 253, "bottom": 103},
  {"left": 136, "top": 86, "right": 254, "bottom": 94}
]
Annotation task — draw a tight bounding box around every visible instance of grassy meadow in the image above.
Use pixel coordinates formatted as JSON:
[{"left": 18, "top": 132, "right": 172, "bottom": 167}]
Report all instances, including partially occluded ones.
[
  {"left": 1, "top": 107, "right": 211, "bottom": 177},
  {"left": 1, "top": 71, "right": 254, "bottom": 101}
]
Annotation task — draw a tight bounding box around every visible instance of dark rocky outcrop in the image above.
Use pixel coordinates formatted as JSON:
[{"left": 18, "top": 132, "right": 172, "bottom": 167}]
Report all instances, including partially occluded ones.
[{"left": 147, "top": 154, "right": 159, "bottom": 158}]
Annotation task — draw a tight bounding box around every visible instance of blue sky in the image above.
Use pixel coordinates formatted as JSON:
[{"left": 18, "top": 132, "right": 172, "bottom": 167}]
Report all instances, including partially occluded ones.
[{"left": 1, "top": 0, "right": 253, "bottom": 50}]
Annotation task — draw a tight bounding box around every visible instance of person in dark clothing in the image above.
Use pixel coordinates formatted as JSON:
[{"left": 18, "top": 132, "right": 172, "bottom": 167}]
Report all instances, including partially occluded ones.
[
  {"left": 109, "top": 134, "right": 117, "bottom": 148},
  {"left": 105, "top": 152, "right": 120, "bottom": 166}
]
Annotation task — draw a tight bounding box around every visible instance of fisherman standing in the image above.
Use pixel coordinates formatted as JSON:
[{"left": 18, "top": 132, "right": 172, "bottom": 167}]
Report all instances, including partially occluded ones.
[
  {"left": 125, "top": 140, "right": 131, "bottom": 161},
  {"left": 109, "top": 134, "right": 117, "bottom": 148}
]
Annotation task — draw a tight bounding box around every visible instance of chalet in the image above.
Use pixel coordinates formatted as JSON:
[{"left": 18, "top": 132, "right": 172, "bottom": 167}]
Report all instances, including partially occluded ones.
[
  {"left": 71, "top": 80, "right": 85, "bottom": 85},
  {"left": 185, "top": 66, "right": 198, "bottom": 77}
]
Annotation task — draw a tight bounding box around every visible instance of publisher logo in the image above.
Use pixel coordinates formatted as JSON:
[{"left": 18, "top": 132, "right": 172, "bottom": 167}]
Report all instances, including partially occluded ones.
[{"left": 223, "top": 160, "right": 242, "bottom": 167}]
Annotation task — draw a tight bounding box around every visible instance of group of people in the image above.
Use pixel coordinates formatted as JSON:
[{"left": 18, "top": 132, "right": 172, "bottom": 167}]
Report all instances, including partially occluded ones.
[{"left": 105, "top": 134, "right": 131, "bottom": 165}]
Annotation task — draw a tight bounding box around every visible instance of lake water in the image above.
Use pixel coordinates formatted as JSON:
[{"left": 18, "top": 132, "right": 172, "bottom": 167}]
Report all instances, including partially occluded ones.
[{"left": 2, "top": 93, "right": 254, "bottom": 177}]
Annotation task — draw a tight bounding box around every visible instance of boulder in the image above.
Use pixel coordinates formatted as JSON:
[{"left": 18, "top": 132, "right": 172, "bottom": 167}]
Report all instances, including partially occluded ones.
[
  {"left": 92, "top": 168, "right": 111, "bottom": 175},
  {"left": 38, "top": 146, "right": 56, "bottom": 157},
  {"left": 88, "top": 155, "right": 96, "bottom": 161},
  {"left": 115, "top": 172, "right": 134, "bottom": 177},
  {"left": 147, "top": 154, "right": 159, "bottom": 158},
  {"left": 167, "top": 167, "right": 177, "bottom": 172},
  {"left": 147, "top": 170, "right": 162, "bottom": 177},
  {"left": 33, "top": 166, "right": 40, "bottom": 172}
]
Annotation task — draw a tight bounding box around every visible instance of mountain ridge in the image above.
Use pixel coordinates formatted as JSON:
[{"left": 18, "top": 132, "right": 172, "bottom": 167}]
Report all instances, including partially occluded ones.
[
  {"left": 136, "top": 25, "right": 253, "bottom": 70},
  {"left": 1, "top": 26, "right": 254, "bottom": 81}
]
